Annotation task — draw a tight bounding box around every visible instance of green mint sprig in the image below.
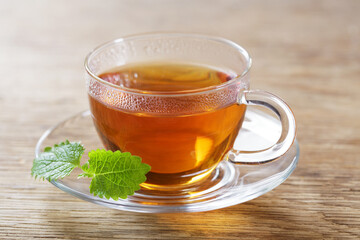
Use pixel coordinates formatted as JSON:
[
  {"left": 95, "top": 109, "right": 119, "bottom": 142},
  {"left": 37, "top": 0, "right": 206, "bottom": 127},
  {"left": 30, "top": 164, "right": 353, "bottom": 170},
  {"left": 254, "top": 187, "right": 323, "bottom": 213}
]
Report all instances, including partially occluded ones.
[{"left": 31, "top": 140, "right": 151, "bottom": 200}]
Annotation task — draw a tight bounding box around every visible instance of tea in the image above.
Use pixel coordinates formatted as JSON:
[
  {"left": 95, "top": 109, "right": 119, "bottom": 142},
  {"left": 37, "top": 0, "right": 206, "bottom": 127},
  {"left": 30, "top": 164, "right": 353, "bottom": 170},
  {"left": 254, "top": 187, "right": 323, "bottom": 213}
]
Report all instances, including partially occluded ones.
[{"left": 89, "top": 62, "right": 246, "bottom": 187}]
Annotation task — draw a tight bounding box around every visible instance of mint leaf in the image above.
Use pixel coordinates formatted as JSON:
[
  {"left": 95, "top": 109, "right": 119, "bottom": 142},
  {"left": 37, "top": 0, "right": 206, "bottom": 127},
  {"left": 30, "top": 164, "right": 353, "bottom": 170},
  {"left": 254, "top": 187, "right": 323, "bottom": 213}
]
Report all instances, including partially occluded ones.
[
  {"left": 32, "top": 140, "right": 151, "bottom": 200},
  {"left": 79, "top": 150, "right": 151, "bottom": 201},
  {"left": 31, "top": 140, "right": 84, "bottom": 181}
]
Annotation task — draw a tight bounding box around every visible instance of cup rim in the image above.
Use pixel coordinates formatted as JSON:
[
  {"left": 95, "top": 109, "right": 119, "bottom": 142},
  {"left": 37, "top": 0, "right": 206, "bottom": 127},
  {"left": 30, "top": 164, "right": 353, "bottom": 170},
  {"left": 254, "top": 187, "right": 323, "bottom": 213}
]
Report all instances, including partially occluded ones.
[{"left": 84, "top": 32, "right": 252, "bottom": 96}]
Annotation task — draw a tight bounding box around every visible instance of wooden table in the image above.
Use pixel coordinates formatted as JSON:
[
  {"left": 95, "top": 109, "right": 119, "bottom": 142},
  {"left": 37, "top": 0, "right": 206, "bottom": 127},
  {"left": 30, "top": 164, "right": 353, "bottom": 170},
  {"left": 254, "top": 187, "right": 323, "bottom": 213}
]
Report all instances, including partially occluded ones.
[{"left": 1, "top": 0, "right": 359, "bottom": 239}]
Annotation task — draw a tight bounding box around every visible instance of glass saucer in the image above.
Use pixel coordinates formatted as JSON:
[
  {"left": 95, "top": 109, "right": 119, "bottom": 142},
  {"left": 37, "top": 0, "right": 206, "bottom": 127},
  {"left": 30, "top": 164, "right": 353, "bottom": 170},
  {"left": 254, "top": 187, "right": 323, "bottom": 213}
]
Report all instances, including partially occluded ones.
[{"left": 35, "top": 107, "right": 299, "bottom": 213}]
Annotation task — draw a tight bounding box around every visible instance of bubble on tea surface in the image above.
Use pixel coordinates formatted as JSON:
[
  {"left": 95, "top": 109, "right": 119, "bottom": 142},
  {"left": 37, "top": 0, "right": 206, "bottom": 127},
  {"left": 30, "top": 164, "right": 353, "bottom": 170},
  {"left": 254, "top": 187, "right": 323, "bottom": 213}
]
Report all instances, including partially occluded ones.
[{"left": 88, "top": 76, "right": 246, "bottom": 115}]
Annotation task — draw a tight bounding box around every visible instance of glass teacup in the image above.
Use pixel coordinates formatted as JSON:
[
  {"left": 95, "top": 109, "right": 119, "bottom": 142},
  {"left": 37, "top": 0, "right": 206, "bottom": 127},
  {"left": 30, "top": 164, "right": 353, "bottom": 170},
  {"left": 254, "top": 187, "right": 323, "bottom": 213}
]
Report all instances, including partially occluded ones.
[{"left": 85, "top": 33, "right": 296, "bottom": 190}]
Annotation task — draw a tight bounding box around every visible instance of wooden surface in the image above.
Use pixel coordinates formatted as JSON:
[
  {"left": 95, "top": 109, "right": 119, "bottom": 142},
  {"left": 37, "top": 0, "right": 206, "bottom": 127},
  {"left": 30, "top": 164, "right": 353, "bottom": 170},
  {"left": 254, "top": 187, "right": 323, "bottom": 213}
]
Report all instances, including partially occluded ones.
[{"left": 1, "top": 0, "right": 359, "bottom": 239}]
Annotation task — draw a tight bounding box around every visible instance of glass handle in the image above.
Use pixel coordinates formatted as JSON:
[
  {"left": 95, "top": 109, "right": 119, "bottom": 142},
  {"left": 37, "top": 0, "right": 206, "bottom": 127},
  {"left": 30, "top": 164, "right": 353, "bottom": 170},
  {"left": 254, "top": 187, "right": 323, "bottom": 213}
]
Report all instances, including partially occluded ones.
[{"left": 228, "top": 90, "right": 297, "bottom": 164}]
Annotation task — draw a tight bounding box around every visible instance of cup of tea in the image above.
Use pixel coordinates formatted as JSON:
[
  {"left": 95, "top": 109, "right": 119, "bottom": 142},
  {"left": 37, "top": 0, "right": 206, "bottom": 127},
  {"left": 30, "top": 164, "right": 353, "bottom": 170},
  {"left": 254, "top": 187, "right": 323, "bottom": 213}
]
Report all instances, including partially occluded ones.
[{"left": 85, "top": 33, "right": 296, "bottom": 190}]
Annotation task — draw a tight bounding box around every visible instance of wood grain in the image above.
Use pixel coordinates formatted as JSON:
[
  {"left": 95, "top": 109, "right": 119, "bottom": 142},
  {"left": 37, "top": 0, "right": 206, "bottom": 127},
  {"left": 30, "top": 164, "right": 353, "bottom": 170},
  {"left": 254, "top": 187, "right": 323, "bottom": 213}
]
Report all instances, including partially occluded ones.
[{"left": 1, "top": 0, "right": 359, "bottom": 239}]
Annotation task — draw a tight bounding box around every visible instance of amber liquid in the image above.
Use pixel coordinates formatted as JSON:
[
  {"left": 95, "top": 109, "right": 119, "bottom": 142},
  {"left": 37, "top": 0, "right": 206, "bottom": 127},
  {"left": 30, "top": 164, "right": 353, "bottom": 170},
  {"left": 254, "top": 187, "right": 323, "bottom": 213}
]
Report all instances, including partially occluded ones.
[{"left": 89, "top": 63, "right": 246, "bottom": 188}]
